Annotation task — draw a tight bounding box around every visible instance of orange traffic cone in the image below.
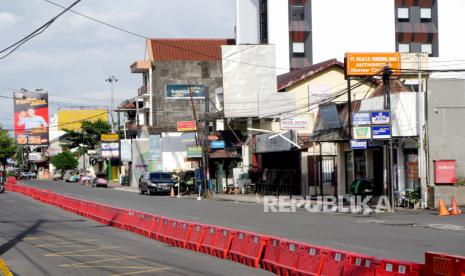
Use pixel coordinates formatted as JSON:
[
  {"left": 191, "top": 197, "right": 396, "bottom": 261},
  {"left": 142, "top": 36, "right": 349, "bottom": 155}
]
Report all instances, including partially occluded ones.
[
  {"left": 170, "top": 186, "right": 175, "bottom": 198},
  {"left": 438, "top": 198, "right": 450, "bottom": 216},
  {"left": 450, "top": 196, "right": 462, "bottom": 216}
]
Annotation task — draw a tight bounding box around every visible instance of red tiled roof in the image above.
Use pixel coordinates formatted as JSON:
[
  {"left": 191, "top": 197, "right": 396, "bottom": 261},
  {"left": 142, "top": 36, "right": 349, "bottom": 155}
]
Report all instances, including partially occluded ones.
[
  {"left": 277, "top": 59, "right": 344, "bottom": 91},
  {"left": 149, "top": 39, "right": 235, "bottom": 62}
]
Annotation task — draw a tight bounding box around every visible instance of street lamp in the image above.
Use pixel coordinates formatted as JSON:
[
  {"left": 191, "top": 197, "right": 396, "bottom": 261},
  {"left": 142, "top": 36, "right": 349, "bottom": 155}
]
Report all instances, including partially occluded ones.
[{"left": 105, "top": 75, "right": 118, "bottom": 133}]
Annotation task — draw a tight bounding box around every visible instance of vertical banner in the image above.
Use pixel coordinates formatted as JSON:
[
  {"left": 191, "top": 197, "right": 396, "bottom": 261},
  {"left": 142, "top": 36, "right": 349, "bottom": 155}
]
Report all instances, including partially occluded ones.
[
  {"left": 13, "top": 91, "right": 49, "bottom": 145},
  {"left": 149, "top": 135, "right": 161, "bottom": 160}
]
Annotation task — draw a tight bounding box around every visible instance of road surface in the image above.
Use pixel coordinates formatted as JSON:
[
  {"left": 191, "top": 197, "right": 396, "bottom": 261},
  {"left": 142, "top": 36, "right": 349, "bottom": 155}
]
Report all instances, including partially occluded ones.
[
  {"left": 20, "top": 180, "right": 465, "bottom": 262},
  {"left": 0, "top": 191, "right": 270, "bottom": 276}
]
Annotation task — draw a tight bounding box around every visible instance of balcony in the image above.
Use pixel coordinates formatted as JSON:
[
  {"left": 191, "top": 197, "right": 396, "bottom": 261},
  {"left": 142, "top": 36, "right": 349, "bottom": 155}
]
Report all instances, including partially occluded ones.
[
  {"left": 138, "top": 85, "right": 149, "bottom": 97},
  {"left": 130, "top": 60, "right": 150, "bottom": 73}
]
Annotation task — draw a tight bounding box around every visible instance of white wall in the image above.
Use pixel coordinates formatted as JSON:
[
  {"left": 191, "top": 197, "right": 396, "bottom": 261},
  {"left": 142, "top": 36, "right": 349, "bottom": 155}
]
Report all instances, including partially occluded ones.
[
  {"left": 430, "top": 0, "right": 465, "bottom": 79},
  {"left": 236, "top": 0, "right": 260, "bottom": 44},
  {"left": 312, "top": 0, "right": 395, "bottom": 63},
  {"left": 267, "top": 0, "right": 290, "bottom": 74}
]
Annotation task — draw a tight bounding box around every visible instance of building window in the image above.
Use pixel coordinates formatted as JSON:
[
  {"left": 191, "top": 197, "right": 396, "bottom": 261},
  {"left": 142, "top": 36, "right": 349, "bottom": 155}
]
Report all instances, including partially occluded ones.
[
  {"left": 291, "top": 5, "right": 305, "bottom": 21},
  {"left": 292, "top": 42, "right": 305, "bottom": 57},
  {"left": 398, "top": 43, "right": 410, "bottom": 53},
  {"left": 420, "top": 8, "right": 432, "bottom": 22},
  {"left": 397, "top": 7, "right": 409, "bottom": 22},
  {"left": 421, "top": 44, "right": 433, "bottom": 55}
]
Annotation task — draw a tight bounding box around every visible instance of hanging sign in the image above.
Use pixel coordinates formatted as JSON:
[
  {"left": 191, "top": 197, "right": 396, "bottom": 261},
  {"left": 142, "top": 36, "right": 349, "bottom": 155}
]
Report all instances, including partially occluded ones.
[
  {"left": 371, "top": 111, "right": 391, "bottom": 125},
  {"left": 352, "top": 126, "right": 371, "bottom": 140},
  {"left": 372, "top": 125, "right": 391, "bottom": 139}
]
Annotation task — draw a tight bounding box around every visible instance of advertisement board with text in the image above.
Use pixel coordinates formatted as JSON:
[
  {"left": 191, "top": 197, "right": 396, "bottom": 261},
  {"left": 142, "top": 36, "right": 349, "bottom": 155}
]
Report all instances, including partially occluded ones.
[{"left": 13, "top": 91, "right": 49, "bottom": 145}]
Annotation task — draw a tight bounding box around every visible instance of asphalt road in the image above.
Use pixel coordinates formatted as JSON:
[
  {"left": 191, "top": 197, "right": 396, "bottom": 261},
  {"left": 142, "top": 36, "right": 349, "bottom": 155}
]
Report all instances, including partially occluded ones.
[
  {"left": 0, "top": 191, "right": 270, "bottom": 276},
  {"left": 21, "top": 180, "right": 465, "bottom": 262}
]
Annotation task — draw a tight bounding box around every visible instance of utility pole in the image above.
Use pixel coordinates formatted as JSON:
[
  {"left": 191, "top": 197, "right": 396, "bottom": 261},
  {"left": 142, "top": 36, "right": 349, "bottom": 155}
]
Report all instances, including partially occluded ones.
[
  {"left": 417, "top": 53, "right": 427, "bottom": 208},
  {"left": 105, "top": 75, "right": 118, "bottom": 133},
  {"left": 203, "top": 87, "right": 210, "bottom": 196},
  {"left": 383, "top": 65, "right": 395, "bottom": 211}
]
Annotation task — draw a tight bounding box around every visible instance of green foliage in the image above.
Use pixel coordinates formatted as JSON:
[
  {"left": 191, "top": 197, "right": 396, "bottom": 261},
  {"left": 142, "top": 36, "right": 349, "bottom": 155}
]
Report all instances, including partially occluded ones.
[
  {"left": 0, "top": 128, "right": 17, "bottom": 165},
  {"left": 51, "top": 151, "right": 78, "bottom": 172},
  {"left": 63, "top": 119, "right": 111, "bottom": 151}
]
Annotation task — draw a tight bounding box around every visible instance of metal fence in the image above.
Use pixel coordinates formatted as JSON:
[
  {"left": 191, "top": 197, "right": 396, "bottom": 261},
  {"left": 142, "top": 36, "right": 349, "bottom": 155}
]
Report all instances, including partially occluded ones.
[{"left": 258, "top": 169, "right": 300, "bottom": 196}]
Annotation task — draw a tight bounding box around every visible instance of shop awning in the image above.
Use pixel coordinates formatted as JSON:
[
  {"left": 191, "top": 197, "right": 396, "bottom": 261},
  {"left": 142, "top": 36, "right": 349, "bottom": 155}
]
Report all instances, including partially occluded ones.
[{"left": 209, "top": 149, "right": 241, "bottom": 159}]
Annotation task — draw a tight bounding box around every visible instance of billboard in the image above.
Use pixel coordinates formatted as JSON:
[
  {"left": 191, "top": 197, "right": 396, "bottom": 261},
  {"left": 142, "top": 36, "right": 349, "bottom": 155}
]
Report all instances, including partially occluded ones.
[
  {"left": 58, "top": 109, "right": 107, "bottom": 131},
  {"left": 165, "top": 84, "right": 205, "bottom": 99},
  {"left": 177, "top": 121, "right": 196, "bottom": 131},
  {"left": 345, "top": 52, "right": 401, "bottom": 77},
  {"left": 14, "top": 91, "right": 49, "bottom": 145}
]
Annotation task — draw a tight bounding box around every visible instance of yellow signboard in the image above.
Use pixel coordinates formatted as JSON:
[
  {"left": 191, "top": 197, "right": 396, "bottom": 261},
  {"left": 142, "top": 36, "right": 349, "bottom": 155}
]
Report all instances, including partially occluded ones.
[
  {"left": 345, "top": 52, "right": 401, "bottom": 77},
  {"left": 58, "top": 109, "right": 107, "bottom": 131},
  {"left": 101, "top": 133, "right": 119, "bottom": 142}
]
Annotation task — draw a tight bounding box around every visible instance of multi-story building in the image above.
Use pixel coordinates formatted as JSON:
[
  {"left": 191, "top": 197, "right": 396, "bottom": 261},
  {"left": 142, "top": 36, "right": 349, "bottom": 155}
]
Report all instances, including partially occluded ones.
[
  {"left": 130, "top": 38, "right": 234, "bottom": 130},
  {"left": 236, "top": 0, "right": 464, "bottom": 70}
]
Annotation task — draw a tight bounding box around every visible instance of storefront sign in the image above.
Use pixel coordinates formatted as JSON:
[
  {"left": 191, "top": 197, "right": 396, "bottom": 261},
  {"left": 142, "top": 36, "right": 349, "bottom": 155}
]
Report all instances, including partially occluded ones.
[
  {"left": 345, "top": 52, "right": 401, "bottom": 77},
  {"left": 101, "top": 133, "right": 119, "bottom": 142},
  {"left": 208, "top": 135, "right": 219, "bottom": 141},
  {"left": 371, "top": 111, "right": 390, "bottom": 125},
  {"left": 350, "top": 140, "right": 367, "bottom": 149},
  {"left": 210, "top": 140, "right": 225, "bottom": 149},
  {"left": 101, "top": 142, "right": 119, "bottom": 158},
  {"left": 352, "top": 112, "right": 371, "bottom": 125},
  {"left": 186, "top": 146, "right": 202, "bottom": 158},
  {"left": 165, "top": 84, "right": 205, "bottom": 99},
  {"left": 177, "top": 120, "right": 197, "bottom": 131},
  {"left": 280, "top": 117, "right": 309, "bottom": 130},
  {"left": 352, "top": 127, "right": 371, "bottom": 140},
  {"left": 434, "top": 160, "right": 456, "bottom": 184},
  {"left": 372, "top": 125, "right": 391, "bottom": 139}
]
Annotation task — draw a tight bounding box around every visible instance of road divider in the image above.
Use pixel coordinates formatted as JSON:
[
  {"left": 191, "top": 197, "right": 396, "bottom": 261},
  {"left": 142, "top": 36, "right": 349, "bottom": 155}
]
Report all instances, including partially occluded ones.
[{"left": 7, "top": 181, "right": 464, "bottom": 275}]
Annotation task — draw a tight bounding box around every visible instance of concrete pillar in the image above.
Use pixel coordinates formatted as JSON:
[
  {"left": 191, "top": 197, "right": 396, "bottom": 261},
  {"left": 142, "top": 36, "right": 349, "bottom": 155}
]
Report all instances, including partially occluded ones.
[
  {"left": 301, "top": 151, "right": 309, "bottom": 196},
  {"left": 397, "top": 147, "right": 406, "bottom": 191}
]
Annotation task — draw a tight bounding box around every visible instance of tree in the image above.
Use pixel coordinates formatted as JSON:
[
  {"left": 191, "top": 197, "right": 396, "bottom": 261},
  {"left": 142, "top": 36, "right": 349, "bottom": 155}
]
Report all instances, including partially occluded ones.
[
  {"left": 51, "top": 151, "right": 78, "bottom": 175},
  {"left": 0, "top": 129, "right": 17, "bottom": 174},
  {"left": 64, "top": 119, "right": 112, "bottom": 151}
]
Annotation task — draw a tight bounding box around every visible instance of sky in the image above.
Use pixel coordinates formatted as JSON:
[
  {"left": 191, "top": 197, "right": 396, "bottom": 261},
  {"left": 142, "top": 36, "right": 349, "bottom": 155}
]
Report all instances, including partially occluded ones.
[{"left": 0, "top": 0, "right": 236, "bottom": 130}]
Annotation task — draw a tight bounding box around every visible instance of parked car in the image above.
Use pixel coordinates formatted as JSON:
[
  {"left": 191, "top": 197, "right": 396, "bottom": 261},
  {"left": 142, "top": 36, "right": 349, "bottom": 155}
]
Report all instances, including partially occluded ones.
[
  {"left": 92, "top": 173, "right": 108, "bottom": 188},
  {"left": 139, "top": 172, "right": 176, "bottom": 195},
  {"left": 20, "top": 171, "right": 35, "bottom": 180}
]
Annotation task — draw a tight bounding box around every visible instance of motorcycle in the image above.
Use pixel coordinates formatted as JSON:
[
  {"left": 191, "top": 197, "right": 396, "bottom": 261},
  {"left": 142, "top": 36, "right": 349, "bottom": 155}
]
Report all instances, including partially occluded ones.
[{"left": 0, "top": 183, "right": 4, "bottom": 193}]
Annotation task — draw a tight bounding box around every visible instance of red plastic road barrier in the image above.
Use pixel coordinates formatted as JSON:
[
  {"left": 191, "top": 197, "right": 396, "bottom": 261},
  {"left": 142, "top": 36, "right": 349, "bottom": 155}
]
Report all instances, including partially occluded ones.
[
  {"left": 262, "top": 237, "right": 284, "bottom": 273},
  {"left": 424, "top": 252, "right": 465, "bottom": 276},
  {"left": 228, "top": 231, "right": 269, "bottom": 267},
  {"left": 110, "top": 209, "right": 128, "bottom": 229},
  {"left": 294, "top": 244, "right": 325, "bottom": 275},
  {"left": 198, "top": 226, "right": 219, "bottom": 255},
  {"left": 319, "top": 249, "right": 348, "bottom": 276},
  {"left": 375, "top": 258, "right": 424, "bottom": 276},
  {"left": 209, "top": 228, "right": 234, "bottom": 259},
  {"left": 130, "top": 212, "right": 158, "bottom": 238},
  {"left": 149, "top": 216, "right": 163, "bottom": 240},
  {"left": 342, "top": 253, "right": 376, "bottom": 276},
  {"left": 275, "top": 240, "right": 301, "bottom": 276},
  {"left": 228, "top": 231, "right": 249, "bottom": 263},
  {"left": 169, "top": 221, "right": 192, "bottom": 248},
  {"left": 6, "top": 177, "right": 17, "bottom": 184},
  {"left": 186, "top": 224, "right": 206, "bottom": 252},
  {"left": 157, "top": 218, "right": 176, "bottom": 243}
]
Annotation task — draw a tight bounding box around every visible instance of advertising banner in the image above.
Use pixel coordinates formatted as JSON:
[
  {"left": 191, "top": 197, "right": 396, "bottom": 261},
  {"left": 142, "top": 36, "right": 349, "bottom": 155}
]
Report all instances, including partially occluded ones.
[
  {"left": 102, "top": 142, "right": 119, "bottom": 158},
  {"left": 165, "top": 84, "right": 205, "bottom": 99},
  {"left": 120, "top": 139, "right": 132, "bottom": 162},
  {"left": 149, "top": 135, "right": 161, "bottom": 160},
  {"left": 14, "top": 91, "right": 49, "bottom": 145}
]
